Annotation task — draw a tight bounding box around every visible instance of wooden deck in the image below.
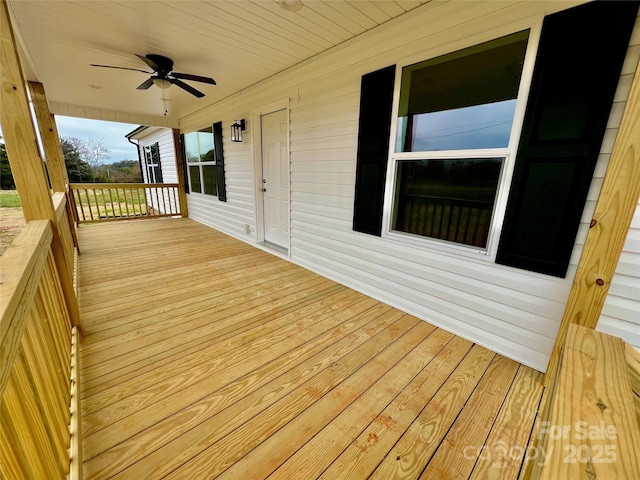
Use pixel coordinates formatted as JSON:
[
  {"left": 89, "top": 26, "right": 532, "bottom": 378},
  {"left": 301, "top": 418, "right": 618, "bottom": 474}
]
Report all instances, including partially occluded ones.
[{"left": 77, "top": 218, "right": 545, "bottom": 480}]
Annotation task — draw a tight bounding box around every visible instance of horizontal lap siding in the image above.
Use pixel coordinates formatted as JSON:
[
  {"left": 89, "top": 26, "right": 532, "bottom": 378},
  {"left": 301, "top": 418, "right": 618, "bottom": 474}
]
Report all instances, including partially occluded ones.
[
  {"left": 138, "top": 129, "right": 179, "bottom": 213},
  {"left": 186, "top": 137, "right": 257, "bottom": 237},
  {"left": 137, "top": 129, "right": 178, "bottom": 183},
  {"left": 597, "top": 17, "right": 640, "bottom": 352},
  {"left": 179, "top": 1, "right": 637, "bottom": 372},
  {"left": 573, "top": 19, "right": 640, "bottom": 268},
  {"left": 598, "top": 200, "right": 640, "bottom": 351}
]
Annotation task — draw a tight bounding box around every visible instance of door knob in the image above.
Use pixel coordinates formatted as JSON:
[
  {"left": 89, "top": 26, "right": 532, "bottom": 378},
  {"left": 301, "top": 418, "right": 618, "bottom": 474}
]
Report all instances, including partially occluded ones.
[{"left": 260, "top": 187, "right": 266, "bottom": 192}]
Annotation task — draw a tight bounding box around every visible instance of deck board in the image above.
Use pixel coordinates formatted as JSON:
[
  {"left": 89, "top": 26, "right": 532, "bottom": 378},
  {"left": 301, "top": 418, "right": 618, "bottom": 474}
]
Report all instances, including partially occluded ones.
[{"left": 77, "top": 218, "right": 544, "bottom": 479}]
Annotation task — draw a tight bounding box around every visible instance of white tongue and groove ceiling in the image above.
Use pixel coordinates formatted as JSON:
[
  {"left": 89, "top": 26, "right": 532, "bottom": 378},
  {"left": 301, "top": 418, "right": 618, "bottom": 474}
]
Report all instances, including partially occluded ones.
[{"left": 8, "top": 0, "right": 430, "bottom": 125}]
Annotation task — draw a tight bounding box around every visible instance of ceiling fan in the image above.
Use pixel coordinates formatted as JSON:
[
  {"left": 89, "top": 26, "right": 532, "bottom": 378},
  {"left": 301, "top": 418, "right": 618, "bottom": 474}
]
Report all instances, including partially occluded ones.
[{"left": 90, "top": 54, "right": 216, "bottom": 98}]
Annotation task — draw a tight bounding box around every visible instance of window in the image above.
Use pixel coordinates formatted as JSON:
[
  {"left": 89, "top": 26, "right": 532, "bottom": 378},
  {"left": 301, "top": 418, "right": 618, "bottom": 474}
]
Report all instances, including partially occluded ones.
[
  {"left": 143, "top": 143, "right": 163, "bottom": 183},
  {"left": 393, "top": 158, "right": 502, "bottom": 248},
  {"left": 185, "top": 127, "right": 217, "bottom": 196},
  {"left": 353, "top": 2, "right": 636, "bottom": 277},
  {"left": 390, "top": 31, "right": 530, "bottom": 250}
]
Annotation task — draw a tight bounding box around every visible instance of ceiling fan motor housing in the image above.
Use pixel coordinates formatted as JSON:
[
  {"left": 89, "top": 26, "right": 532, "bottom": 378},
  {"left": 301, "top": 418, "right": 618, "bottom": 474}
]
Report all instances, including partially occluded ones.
[{"left": 144, "top": 54, "right": 174, "bottom": 75}]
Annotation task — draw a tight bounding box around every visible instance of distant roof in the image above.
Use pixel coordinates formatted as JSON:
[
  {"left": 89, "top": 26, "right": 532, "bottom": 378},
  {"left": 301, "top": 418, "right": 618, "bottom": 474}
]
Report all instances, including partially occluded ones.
[{"left": 125, "top": 126, "right": 148, "bottom": 139}]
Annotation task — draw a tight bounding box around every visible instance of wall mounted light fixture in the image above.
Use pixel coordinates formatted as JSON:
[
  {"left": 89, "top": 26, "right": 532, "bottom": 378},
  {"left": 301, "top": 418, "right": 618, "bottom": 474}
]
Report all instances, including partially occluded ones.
[{"left": 231, "top": 119, "right": 246, "bottom": 142}]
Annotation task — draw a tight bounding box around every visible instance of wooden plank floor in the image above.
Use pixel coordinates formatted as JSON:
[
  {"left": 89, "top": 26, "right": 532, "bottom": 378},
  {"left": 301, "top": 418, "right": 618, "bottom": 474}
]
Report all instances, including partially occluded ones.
[{"left": 77, "top": 218, "right": 545, "bottom": 480}]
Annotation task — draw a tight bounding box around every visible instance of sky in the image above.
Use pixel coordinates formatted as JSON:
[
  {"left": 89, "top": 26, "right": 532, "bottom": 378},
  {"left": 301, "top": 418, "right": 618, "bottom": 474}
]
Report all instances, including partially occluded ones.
[{"left": 56, "top": 116, "right": 140, "bottom": 164}]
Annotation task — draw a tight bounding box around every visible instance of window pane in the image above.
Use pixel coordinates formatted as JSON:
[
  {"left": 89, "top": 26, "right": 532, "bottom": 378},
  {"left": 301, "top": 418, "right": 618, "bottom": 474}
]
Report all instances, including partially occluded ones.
[
  {"left": 185, "top": 132, "right": 200, "bottom": 163},
  {"left": 396, "top": 30, "right": 529, "bottom": 152},
  {"left": 198, "top": 127, "right": 215, "bottom": 162},
  {"left": 202, "top": 165, "right": 217, "bottom": 196},
  {"left": 189, "top": 166, "right": 201, "bottom": 193},
  {"left": 392, "top": 158, "right": 502, "bottom": 248}
]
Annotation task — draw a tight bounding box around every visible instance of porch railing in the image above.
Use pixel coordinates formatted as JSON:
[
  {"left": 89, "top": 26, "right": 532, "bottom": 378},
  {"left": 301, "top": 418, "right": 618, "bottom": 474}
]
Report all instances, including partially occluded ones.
[
  {"left": 0, "top": 220, "right": 76, "bottom": 478},
  {"left": 395, "top": 194, "right": 493, "bottom": 248},
  {"left": 69, "top": 183, "right": 181, "bottom": 223}
]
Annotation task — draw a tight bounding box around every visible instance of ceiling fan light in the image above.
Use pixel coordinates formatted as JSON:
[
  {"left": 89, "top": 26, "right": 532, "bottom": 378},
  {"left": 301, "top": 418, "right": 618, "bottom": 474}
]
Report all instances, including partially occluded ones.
[
  {"left": 153, "top": 78, "right": 172, "bottom": 89},
  {"left": 279, "top": 0, "right": 303, "bottom": 12}
]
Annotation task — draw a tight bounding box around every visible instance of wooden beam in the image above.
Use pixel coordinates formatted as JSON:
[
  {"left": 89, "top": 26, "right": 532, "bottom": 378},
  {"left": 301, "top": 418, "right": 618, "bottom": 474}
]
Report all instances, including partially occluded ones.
[
  {"left": 1, "top": 0, "right": 53, "bottom": 221},
  {"left": 29, "top": 81, "right": 69, "bottom": 192},
  {"left": 545, "top": 61, "right": 640, "bottom": 385},
  {"left": 172, "top": 128, "right": 189, "bottom": 218},
  {"left": 0, "top": 0, "right": 82, "bottom": 333}
]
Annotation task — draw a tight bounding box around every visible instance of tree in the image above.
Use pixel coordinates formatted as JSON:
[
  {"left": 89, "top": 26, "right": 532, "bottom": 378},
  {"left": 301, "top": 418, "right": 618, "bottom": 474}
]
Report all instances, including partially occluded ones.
[
  {"left": 107, "top": 160, "right": 142, "bottom": 183},
  {"left": 85, "top": 138, "right": 110, "bottom": 181},
  {"left": 61, "top": 137, "right": 93, "bottom": 182},
  {"left": 0, "top": 140, "right": 15, "bottom": 189}
]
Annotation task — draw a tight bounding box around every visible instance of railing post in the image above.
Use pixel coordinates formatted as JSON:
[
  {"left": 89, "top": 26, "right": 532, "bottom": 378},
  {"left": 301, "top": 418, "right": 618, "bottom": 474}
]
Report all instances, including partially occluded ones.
[
  {"left": 28, "top": 81, "right": 70, "bottom": 192},
  {"left": 0, "top": 0, "right": 83, "bottom": 335},
  {"left": 544, "top": 61, "right": 640, "bottom": 386},
  {"left": 173, "top": 128, "right": 189, "bottom": 218}
]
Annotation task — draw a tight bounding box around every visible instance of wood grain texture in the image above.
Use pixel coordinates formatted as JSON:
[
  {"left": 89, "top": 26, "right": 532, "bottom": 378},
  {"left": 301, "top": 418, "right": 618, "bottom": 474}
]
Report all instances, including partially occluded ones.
[
  {"left": 76, "top": 218, "right": 545, "bottom": 480},
  {"left": 546, "top": 61, "right": 640, "bottom": 385},
  {"left": 172, "top": 128, "right": 189, "bottom": 217},
  {"left": 536, "top": 324, "right": 640, "bottom": 480},
  {"left": 0, "top": 0, "right": 55, "bottom": 223},
  {"left": 0, "top": 0, "right": 82, "bottom": 332},
  {"left": 369, "top": 345, "right": 496, "bottom": 479},
  {"left": 0, "top": 221, "right": 52, "bottom": 396},
  {"left": 469, "top": 366, "right": 544, "bottom": 479},
  {"left": 69, "top": 327, "right": 83, "bottom": 480},
  {"left": 421, "top": 355, "right": 520, "bottom": 480},
  {"left": 319, "top": 335, "right": 472, "bottom": 480},
  {"left": 28, "top": 81, "right": 69, "bottom": 192},
  {"left": 626, "top": 344, "right": 640, "bottom": 428}
]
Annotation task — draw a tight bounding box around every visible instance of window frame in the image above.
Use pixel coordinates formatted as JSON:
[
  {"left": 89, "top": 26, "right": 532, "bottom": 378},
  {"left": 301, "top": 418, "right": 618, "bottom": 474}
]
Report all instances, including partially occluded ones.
[
  {"left": 143, "top": 143, "right": 162, "bottom": 183},
  {"left": 185, "top": 126, "right": 218, "bottom": 198},
  {"left": 381, "top": 21, "right": 543, "bottom": 262}
]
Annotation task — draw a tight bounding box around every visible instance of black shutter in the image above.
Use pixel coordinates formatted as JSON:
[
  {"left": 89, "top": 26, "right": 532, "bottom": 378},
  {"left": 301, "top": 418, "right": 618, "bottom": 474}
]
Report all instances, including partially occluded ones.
[
  {"left": 353, "top": 65, "right": 396, "bottom": 236},
  {"left": 179, "top": 134, "right": 189, "bottom": 193},
  {"left": 213, "top": 121, "right": 227, "bottom": 202},
  {"left": 496, "top": 1, "right": 638, "bottom": 277}
]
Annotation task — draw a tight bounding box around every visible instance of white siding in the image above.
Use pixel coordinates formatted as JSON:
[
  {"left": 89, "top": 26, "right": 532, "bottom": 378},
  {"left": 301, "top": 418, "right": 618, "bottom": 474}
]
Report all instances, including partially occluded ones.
[
  {"left": 597, "top": 199, "right": 640, "bottom": 351},
  {"left": 178, "top": 1, "right": 638, "bottom": 372},
  {"left": 597, "top": 18, "right": 640, "bottom": 352},
  {"left": 136, "top": 127, "right": 179, "bottom": 214}
]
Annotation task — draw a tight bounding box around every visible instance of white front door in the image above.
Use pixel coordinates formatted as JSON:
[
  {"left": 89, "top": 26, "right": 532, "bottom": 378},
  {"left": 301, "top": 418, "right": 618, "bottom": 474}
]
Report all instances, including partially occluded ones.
[{"left": 260, "top": 109, "right": 289, "bottom": 249}]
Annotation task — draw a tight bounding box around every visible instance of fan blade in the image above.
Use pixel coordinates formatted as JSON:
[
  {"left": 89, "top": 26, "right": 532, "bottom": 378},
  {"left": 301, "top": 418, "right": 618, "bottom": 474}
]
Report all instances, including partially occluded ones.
[
  {"left": 170, "top": 78, "right": 205, "bottom": 98},
  {"left": 172, "top": 72, "right": 216, "bottom": 85},
  {"left": 137, "top": 78, "right": 155, "bottom": 90},
  {"left": 136, "top": 54, "right": 160, "bottom": 71},
  {"left": 91, "top": 64, "right": 152, "bottom": 74}
]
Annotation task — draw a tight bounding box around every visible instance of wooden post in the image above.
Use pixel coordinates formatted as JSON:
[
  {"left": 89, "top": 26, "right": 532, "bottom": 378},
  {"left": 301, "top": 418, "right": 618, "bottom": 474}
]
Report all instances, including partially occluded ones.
[
  {"left": 1, "top": 0, "right": 83, "bottom": 334},
  {"left": 29, "top": 81, "right": 80, "bottom": 249},
  {"left": 545, "top": 61, "right": 640, "bottom": 386},
  {"left": 172, "top": 127, "right": 189, "bottom": 218},
  {"left": 28, "top": 81, "right": 69, "bottom": 192}
]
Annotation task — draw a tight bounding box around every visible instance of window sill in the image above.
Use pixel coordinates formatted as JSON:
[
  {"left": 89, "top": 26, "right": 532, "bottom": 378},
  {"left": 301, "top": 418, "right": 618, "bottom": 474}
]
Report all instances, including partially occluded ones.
[{"left": 382, "top": 229, "right": 494, "bottom": 262}]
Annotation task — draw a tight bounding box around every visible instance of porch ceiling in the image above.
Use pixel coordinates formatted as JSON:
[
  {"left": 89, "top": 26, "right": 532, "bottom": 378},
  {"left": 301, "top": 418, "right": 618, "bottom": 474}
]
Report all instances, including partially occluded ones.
[{"left": 8, "top": 0, "right": 430, "bottom": 126}]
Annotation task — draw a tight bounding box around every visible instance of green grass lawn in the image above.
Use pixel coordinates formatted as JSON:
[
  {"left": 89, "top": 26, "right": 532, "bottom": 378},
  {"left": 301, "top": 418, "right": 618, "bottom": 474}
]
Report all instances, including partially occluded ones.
[
  {"left": 72, "top": 187, "right": 149, "bottom": 220},
  {"left": 0, "top": 190, "right": 21, "bottom": 208}
]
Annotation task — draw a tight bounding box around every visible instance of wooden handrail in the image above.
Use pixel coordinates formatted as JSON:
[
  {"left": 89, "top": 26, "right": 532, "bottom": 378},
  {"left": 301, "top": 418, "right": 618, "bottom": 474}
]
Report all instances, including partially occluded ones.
[
  {"left": 0, "top": 220, "right": 53, "bottom": 393},
  {"left": 526, "top": 324, "right": 640, "bottom": 479},
  {"left": 69, "top": 182, "right": 178, "bottom": 189},
  {"left": 626, "top": 344, "right": 640, "bottom": 429},
  {"left": 0, "top": 220, "right": 76, "bottom": 478},
  {"left": 69, "top": 183, "right": 181, "bottom": 223}
]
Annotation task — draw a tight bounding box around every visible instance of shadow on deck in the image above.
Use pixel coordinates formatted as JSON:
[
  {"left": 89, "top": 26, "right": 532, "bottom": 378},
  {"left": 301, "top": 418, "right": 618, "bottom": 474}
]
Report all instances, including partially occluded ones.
[{"left": 77, "top": 218, "right": 544, "bottom": 480}]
